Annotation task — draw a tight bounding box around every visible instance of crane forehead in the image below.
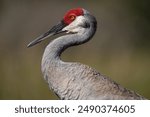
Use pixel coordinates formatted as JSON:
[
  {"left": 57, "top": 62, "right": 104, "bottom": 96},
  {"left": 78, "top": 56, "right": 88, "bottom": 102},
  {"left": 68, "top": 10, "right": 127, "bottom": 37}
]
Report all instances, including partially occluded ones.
[{"left": 64, "top": 8, "right": 84, "bottom": 18}]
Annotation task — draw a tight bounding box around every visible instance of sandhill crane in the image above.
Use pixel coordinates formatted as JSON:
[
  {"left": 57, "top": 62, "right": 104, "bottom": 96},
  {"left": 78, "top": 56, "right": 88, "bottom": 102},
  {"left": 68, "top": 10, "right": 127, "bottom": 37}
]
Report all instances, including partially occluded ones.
[{"left": 27, "top": 8, "right": 146, "bottom": 100}]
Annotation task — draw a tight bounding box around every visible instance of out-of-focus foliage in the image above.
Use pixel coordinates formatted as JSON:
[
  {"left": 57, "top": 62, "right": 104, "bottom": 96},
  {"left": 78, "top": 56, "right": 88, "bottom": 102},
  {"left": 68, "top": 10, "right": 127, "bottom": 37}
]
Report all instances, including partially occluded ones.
[{"left": 0, "top": 0, "right": 150, "bottom": 99}]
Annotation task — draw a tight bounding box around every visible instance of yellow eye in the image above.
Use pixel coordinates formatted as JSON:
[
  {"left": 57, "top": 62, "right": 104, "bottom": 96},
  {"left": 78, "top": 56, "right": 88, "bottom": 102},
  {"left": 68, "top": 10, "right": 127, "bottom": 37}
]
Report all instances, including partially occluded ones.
[{"left": 70, "top": 15, "right": 76, "bottom": 21}]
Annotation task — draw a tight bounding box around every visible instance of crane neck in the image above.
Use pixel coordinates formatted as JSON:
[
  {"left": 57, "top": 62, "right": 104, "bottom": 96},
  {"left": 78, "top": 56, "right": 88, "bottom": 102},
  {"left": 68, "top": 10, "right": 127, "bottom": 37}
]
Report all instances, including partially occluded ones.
[{"left": 42, "top": 19, "right": 97, "bottom": 67}]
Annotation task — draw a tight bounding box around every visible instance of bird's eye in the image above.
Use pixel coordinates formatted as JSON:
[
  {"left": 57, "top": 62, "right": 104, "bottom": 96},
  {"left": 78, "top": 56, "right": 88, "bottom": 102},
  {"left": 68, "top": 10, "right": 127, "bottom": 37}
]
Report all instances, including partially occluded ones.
[{"left": 69, "top": 15, "right": 76, "bottom": 21}]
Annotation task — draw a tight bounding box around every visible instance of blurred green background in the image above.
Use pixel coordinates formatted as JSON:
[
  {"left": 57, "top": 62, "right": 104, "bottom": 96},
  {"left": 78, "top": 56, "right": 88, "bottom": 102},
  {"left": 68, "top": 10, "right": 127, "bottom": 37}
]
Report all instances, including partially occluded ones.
[{"left": 0, "top": 0, "right": 150, "bottom": 99}]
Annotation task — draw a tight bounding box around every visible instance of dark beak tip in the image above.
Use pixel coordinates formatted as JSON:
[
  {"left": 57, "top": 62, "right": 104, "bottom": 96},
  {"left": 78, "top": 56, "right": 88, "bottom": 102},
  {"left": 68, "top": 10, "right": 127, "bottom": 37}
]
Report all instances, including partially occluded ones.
[
  {"left": 27, "top": 42, "right": 33, "bottom": 48},
  {"left": 27, "top": 41, "right": 38, "bottom": 48},
  {"left": 27, "top": 44, "right": 31, "bottom": 48}
]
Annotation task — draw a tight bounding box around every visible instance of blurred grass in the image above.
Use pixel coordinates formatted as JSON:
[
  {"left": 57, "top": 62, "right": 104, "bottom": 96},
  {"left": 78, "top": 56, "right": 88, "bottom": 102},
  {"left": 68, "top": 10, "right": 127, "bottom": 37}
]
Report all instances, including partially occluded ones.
[
  {"left": 0, "top": 50, "right": 58, "bottom": 99},
  {"left": 0, "top": 0, "right": 150, "bottom": 99}
]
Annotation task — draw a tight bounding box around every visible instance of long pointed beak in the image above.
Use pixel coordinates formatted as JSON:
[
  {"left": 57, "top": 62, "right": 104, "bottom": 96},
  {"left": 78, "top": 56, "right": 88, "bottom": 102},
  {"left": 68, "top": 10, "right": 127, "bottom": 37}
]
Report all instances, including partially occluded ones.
[{"left": 27, "top": 21, "right": 67, "bottom": 47}]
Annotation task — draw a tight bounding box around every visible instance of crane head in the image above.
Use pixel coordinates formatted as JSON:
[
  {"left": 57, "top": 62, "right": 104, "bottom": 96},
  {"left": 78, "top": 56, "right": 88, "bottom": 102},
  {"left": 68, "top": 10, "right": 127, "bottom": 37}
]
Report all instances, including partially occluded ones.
[{"left": 27, "top": 8, "right": 94, "bottom": 47}]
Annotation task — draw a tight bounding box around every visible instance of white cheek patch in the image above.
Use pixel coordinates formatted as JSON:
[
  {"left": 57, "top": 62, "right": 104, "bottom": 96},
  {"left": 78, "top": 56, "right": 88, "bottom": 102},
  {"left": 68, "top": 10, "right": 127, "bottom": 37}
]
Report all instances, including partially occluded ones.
[{"left": 62, "top": 16, "right": 86, "bottom": 33}]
